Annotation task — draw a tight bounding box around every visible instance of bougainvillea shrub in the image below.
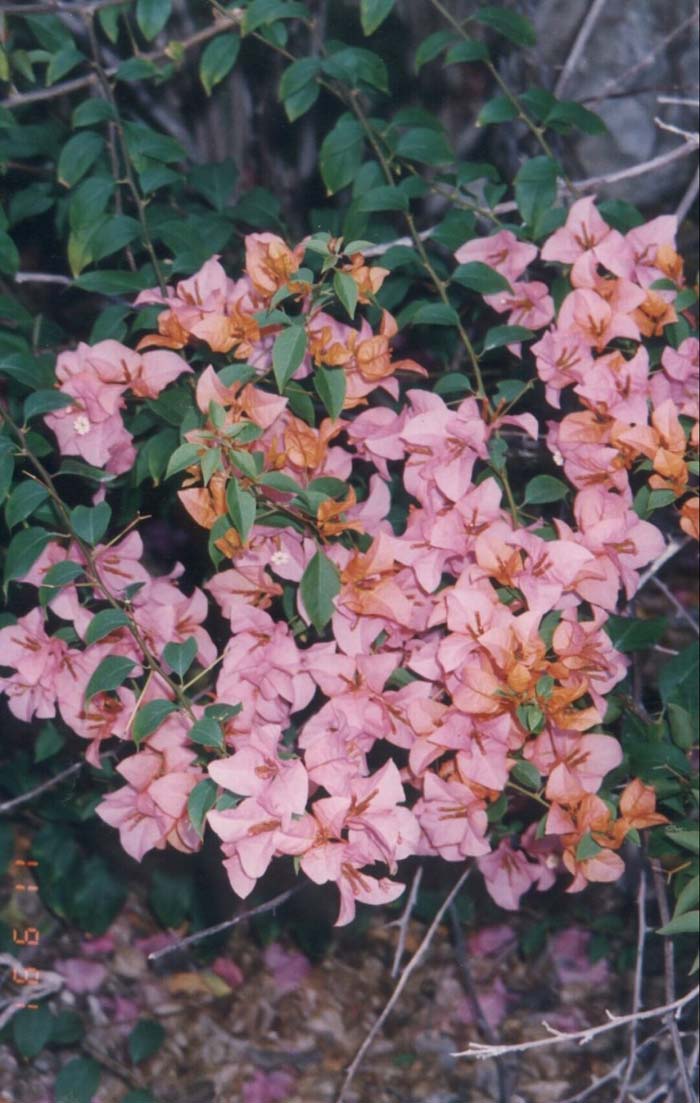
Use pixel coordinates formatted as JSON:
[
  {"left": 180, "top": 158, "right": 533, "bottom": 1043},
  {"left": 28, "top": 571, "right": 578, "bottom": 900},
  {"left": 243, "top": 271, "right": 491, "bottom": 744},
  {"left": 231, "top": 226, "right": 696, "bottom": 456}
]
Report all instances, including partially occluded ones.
[{"left": 1, "top": 200, "right": 696, "bottom": 929}]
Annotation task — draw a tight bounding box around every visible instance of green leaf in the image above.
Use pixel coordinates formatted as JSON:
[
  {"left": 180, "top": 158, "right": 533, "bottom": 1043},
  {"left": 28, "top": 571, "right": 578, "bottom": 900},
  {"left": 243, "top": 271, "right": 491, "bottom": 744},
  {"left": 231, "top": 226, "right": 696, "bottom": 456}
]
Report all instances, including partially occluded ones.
[
  {"left": 481, "top": 324, "right": 535, "bottom": 352},
  {"left": 272, "top": 324, "right": 307, "bottom": 391},
  {"left": 116, "top": 57, "right": 161, "bottom": 82},
  {"left": 0, "top": 230, "right": 20, "bottom": 276},
  {"left": 474, "top": 6, "right": 536, "bottom": 46},
  {"left": 333, "top": 270, "right": 359, "bottom": 318},
  {"left": 57, "top": 132, "right": 104, "bottom": 189},
  {"left": 188, "top": 778, "right": 218, "bottom": 837},
  {"left": 510, "top": 759, "right": 541, "bottom": 790},
  {"left": 360, "top": 0, "right": 395, "bottom": 34},
  {"left": 674, "top": 876, "right": 700, "bottom": 918},
  {"left": 279, "top": 56, "right": 321, "bottom": 122},
  {"left": 322, "top": 47, "right": 389, "bottom": 93},
  {"left": 546, "top": 100, "right": 606, "bottom": 136},
  {"left": 46, "top": 45, "right": 85, "bottom": 85},
  {"left": 604, "top": 615, "right": 668, "bottom": 653},
  {"left": 444, "top": 38, "right": 489, "bottom": 64},
  {"left": 136, "top": 0, "right": 172, "bottom": 40},
  {"left": 319, "top": 118, "right": 365, "bottom": 196},
  {"left": 434, "top": 372, "right": 472, "bottom": 397},
  {"left": 132, "top": 700, "right": 179, "bottom": 745},
  {"left": 90, "top": 215, "right": 142, "bottom": 263},
  {"left": 23, "top": 389, "right": 74, "bottom": 421},
  {"left": 226, "top": 478, "right": 256, "bottom": 542},
  {"left": 50, "top": 1009, "right": 84, "bottom": 1046},
  {"left": 35, "top": 721, "right": 65, "bottom": 763},
  {"left": 72, "top": 99, "right": 116, "bottom": 128},
  {"left": 39, "top": 560, "right": 84, "bottom": 604},
  {"left": 667, "top": 704, "right": 696, "bottom": 750},
  {"left": 477, "top": 95, "right": 518, "bottom": 126},
  {"left": 13, "top": 1004, "right": 52, "bottom": 1058},
  {"left": 415, "top": 30, "right": 452, "bottom": 71},
  {"left": 411, "top": 302, "right": 460, "bottom": 326},
  {"left": 84, "top": 609, "right": 131, "bottom": 646},
  {"left": 451, "top": 261, "right": 511, "bottom": 294},
  {"left": 522, "top": 474, "right": 569, "bottom": 506},
  {"left": 659, "top": 643, "right": 699, "bottom": 719},
  {"left": 188, "top": 159, "right": 238, "bottom": 211},
  {"left": 300, "top": 550, "right": 341, "bottom": 632},
  {"left": 128, "top": 1019, "right": 165, "bottom": 1064},
  {"left": 356, "top": 184, "right": 409, "bottom": 212},
  {"left": 84, "top": 656, "right": 136, "bottom": 701},
  {"left": 395, "top": 127, "right": 452, "bottom": 164},
  {"left": 4, "top": 527, "right": 52, "bottom": 588},
  {"left": 242, "top": 0, "right": 310, "bottom": 34},
  {"left": 0, "top": 440, "right": 14, "bottom": 504},
  {"left": 5, "top": 480, "right": 49, "bottom": 529},
  {"left": 199, "top": 32, "right": 241, "bottom": 95},
  {"left": 258, "top": 471, "right": 301, "bottom": 493},
  {"left": 666, "top": 829, "right": 700, "bottom": 856},
  {"left": 123, "top": 123, "right": 184, "bottom": 165},
  {"left": 576, "top": 833, "right": 603, "bottom": 861},
  {"left": 514, "top": 156, "right": 559, "bottom": 227},
  {"left": 314, "top": 366, "right": 347, "bottom": 419},
  {"left": 658, "top": 910, "right": 699, "bottom": 937},
  {"left": 165, "top": 442, "right": 201, "bottom": 479},
  {"left": 55, "top": 1057, "right": 101, "bottom": 1103},
  {"left": 69, "top": 502, "right": 111, "bottom": 545},
  {"left": 163, "top": 637, "right": 197, "bottom": 678},
  {"left": 187, "top": 716, "right": 225, "bottom": 751},
  {"left": 74, "top": 269, "right": 153, "bottom": 294}
]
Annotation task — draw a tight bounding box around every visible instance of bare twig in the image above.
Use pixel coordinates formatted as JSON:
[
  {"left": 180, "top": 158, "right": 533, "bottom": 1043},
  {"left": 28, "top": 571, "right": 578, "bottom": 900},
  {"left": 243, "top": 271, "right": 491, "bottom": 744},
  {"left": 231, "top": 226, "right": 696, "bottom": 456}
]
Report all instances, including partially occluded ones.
[
  {"left": 651, "top": 866, "right": 697, "bottom": 1103},
  {"left": 635, "top": 537, "right": 691, "bottom": 593},
  {"left": 0, "top": 954, "right": 63, "bottom": 1029},
  {"left": 14, "top": 272, "right": 73, "bottom": 287},
  {"left": 650, "top": 577, "right": 699, "bottom": 637},
  {"left": 334, "top": 867, "right": 472, "bottom": 1103},
  {"left": 449, "top": 902, "right": 511, "bottom": 1103},
  {"left": 654, "top": 117, "right": 700, "bottom": 143},
  {"left": 453, "top": 985, "right": 699, "bottom": 1060},
  {"left": 675, "top": 167, "right": 700, "bottom": 224},
  {"left": 592, "top": 12, "right": 700, "bottom": 105},
  {"left": 2, "top": 0, "right": 122, "bottom": 13},
  {"left": 616, "top": 869, "right": 648, "bottom": 1103},
  {"left": 554, "top": 0, "right": 608, "bottom": 98},
  {"left": 389, "top": 864, "right": 423, "bottom": 979},
  {"left": 658, "top": 96, "right": 700, "bottom": 109},
  {"left": 0, "top": 761, "right": 84, "bottom": 816},
  {"left": 147, "top": 885, "right": 302, "bottom": 964}
]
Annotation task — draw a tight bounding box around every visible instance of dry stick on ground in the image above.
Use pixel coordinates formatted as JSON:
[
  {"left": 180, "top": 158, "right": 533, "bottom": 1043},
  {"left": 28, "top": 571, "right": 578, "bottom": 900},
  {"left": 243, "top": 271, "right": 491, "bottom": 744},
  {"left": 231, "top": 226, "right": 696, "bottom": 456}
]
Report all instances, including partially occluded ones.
[
  {"left": 389, "top": 864, "right": 423, "bottom": 979},
  {"left": 452, "top": 985, "right": 699, "bottom": 1060},
  {"left": 147, "top": 885, "right": 303, "bottom": 964},
  {"left": 448, "top": 902, "right": 512, "bottom": 1103},
  {"left": 651, "top": 866, "right": 698, "bottom": 1103},
  {"left": 554, "top": 0, "right": 608, "bottom": 98},
  {"left": 616, "top": 868, "right": 648, "bottom": 1103},
  {"left": 334, "top": 867, "right": 472, "bottom": 1103}
]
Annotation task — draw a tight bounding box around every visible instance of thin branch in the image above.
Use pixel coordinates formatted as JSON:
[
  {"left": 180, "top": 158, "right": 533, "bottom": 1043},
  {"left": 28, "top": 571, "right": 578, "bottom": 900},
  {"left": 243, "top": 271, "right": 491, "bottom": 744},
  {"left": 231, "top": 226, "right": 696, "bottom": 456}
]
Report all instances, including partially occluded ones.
[
  {"left": 654, "top": 117, "right": 699, "bottom": 143},
  {"left": 0, "top": 762, "right": 84, "bottom": 816},
  {"left": 616, "top": 869, "right": 648, "bottom": 1103},
  {"left": 14, "top": 272, "right": 73, "bottom": 287},
  {"left": 658, "top": 96, "right": 700, "bottom": 108},
  {"left": 147, "top": 885, "right": 302, "bottom": 964},
  {"left": 636, "top": 537, "right": 691, "bottom": 592},
  {"left": 2, "top": 0, "right": 122, "bottom": 13},
  {"left": 334, "top": 867, "right": 472, "bottom": 1103},
  {"left": 554, "top": 0, "right": 608, "bottom": 98},
  {"left": 449, "top": 902, "right": 511, "bottom": 1103},
  {"left": 675, "top": 167, "right": 700, "bottom": 224},
  {"left": 592, "top": 12, "right": 700, "bottom": 105},
  {"left": 453, "top": 985, "right": 700, "bottom": 1060},
  {"left": 651, "top": 866, "right": 697, "bottom": 1103},
  {"left": 389, "top": 864, "right": 423, "bottom": 979},
  {"left": 650, "top": 577, "right": 699, "bottom": 637}
]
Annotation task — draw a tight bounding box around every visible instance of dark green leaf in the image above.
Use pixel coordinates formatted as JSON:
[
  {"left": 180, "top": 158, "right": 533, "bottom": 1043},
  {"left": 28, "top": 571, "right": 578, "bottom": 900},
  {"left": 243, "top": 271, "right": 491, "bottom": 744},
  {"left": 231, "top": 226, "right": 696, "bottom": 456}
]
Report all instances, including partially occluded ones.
[
  {"left": 546, "top": 100, "right": 606, "bottom": 136},
  {"left": 136, "top": 0, "right": 172, "bottom": 41},
  {"left": 300, "top": 550, "right": 341, "bottom": 632},
  {"left": 411, "top": 302, "right": 460, "bottom": 326},
  {"left": 272, "top": 324, "right": 307, "bottom": 391},
  {"left": 604, "top": 615, "right": 668, "bottom": 653},
  {"left": 322, "top": 46, "right": 389, "bottom": 93},
  {"left": 333, "top": 270, "right": 359, "bottom": 318},
  {"left": 319, "top": 118, "right": 365, "bottom": 196},
  {"left": 35, "top": 721, "right": 65, "bottom": 763},
  {"left": 226, "top": 478, "right": 256, "bottom": 542},
  {"left": 356, "top": 184, "right": 409, "bottom": 213},
  {"left": 522, "top": 474, "right": 569, "bottom": 506},
  {"left": 57, "top": 132, "right": 104, "bottom": 189},
  {"left": 5, "top": 480, "right": 49, "bottom": 529},
  {"left": 314, "top": 366, "right": 347, "bottom": 419},
  {"left": 23, "top": 389, "right": 74, "bottom": 421},
  {"left": 481, "top": 324, "right": 535, "bottom": 352},
  {"left": 674, "top": 876, "right": 700, "bottom": 917},
  {"left": 55, "top": 1057, "right": 100, "bottom": 1103},
  {"left": 199, "top": 32, "right": 240, "bottom": 96},
  {"left": 50, "top": 1009, "right": 84, "bottom": 1046},
  {"left": 576, "top": 833, "right": 603, "bottom": 860},
  {"left": 510, "top": 759, "right": 541, "bottom": 790},
  {"left": 360, "top": 0, "right": 395, "bottom": 35},
  {"left": 477, "top": 95, "right": 518, "bottom": 126},
  {"left": 84, "top": 609, "right": 131, "bottom": 646},
  {"left": 665, "top": 829, "right": 700, "bottom": 856},
  {"left": 187, "top": 716, "right": 225, "bottom": 751},
  {"left": 69, "top": 502, "right": 111, "bottom": 545},
  {"left": 242, "top": 0, "right": 309, "bottom": 34},
  {"left": 415, "top": 30, "right": 452, "bottom": 70},
  {"left": 13, "top": 1004, "right": 52, "bottom": 1058},
  {"left": 659, "top": 643, "right": 699, "bottom": 719},
  {"left": 128, "top": 1019, "right": 165, "bottom": 1064},
  {"left": 163, "top": 637, "right": 197, "bottom": 678},
  {"left": 165, "top": 442, "right": 201, "bottom": 479},
  {"left": 132, "top": 700, "right": 179, "bottom": 745},
  {"left": 39, "top": 560, "right": 84, "bottom": 605},
  {"left": 474, "top": 6, "right": 536, "bottom": 46},
  {"left": 658, "top": 910, "right": 699, "bottom": 936},
  {"left": 188, "top": 778, "right": 218, "bottom": 837},
  {"left": 188, "top": 159, "right": 238, "bottom": 211},
  {"left": 514, "top": 156, "right": 559, "bottom": 227},
  {"left": 4, "top": 527, "right": 52, "bottom": 588},
  {"left": 395, "top": 127, "right": 452, "bottom": 164},
  {"left": 451, "top": 261, "right": 511, "bottom": 294},
  {"left": 74, "top": 270, "right": 153, "bottom": 294},
  {"left": 84, "top": 656, "right": 136, "bottom": 700},
  {"left": 72, "top": 99, "right": 116, "bottom": 128},
  {"left": 46, "top": 45, "right": 85, "bottom": 85},
  {"left": 279, "top": 56, "right": 321, "bottom": 121},
  {"left": 0, "top": 230, "right": 20, "bottom": 276},
  {"left": 444, "top": 39, "right": 489, "bottom": 64}
]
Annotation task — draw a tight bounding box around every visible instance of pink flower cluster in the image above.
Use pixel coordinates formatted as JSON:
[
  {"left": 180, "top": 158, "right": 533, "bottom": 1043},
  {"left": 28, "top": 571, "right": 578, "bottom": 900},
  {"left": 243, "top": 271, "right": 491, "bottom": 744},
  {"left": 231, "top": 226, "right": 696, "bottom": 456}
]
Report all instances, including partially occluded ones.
[{"left": 3, "top": 201, "right": 692, "bottom": 925}]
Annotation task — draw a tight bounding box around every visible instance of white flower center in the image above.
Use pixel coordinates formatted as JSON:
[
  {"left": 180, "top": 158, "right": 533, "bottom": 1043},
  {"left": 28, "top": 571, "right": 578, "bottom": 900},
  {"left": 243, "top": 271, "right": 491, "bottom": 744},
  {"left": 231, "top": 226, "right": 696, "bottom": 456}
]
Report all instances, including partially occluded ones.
[
  {"left": 73, "top": 415, "right": 91, "bottom": 436},
  {"left": 270, "top": 550, "right": 290, "bottom": 567}
]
